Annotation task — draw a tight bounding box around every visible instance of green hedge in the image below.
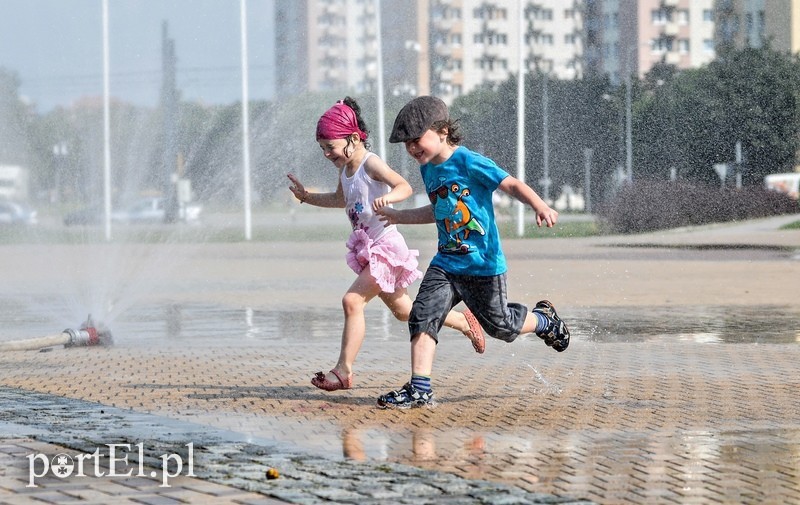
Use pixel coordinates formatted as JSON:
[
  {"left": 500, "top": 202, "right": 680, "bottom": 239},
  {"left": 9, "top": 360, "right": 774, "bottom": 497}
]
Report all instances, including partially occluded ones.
[{"left": 598, "top": 180, "right": 798, "bottom": 234}]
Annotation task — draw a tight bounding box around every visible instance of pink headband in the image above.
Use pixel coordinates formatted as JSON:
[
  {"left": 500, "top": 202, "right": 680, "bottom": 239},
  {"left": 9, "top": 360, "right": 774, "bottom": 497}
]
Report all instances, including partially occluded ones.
[{"left": 316, "top": 101, "right": 368, "bottom": 141}]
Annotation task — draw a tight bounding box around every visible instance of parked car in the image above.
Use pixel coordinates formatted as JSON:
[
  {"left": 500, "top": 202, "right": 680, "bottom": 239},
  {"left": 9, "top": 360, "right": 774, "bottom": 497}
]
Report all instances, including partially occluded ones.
[
  {"left": 0, "top": 201, "right": 37, "bottom": 225},
  {"left": 116, "top": 197, "right": 202, "bottom": 223},
  {"left": 63, "top": 197, "right": 201, "bottom": 226}
]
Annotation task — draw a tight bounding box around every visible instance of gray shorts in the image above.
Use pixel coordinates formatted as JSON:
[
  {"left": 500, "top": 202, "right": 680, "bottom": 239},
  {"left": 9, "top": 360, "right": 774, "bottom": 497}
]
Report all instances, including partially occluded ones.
[{"left": 409, "top": 266, "right": 529, "bottom": 343}]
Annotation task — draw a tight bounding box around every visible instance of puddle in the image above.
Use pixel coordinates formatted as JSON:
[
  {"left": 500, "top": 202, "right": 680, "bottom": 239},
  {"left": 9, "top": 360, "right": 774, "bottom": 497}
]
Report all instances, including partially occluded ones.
[{"left": 0, "top": 299, "right": 798, "bottom": 346}]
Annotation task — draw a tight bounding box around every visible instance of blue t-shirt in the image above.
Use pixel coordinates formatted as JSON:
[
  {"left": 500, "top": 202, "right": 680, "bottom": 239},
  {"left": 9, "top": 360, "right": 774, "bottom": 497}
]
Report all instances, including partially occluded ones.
[{"left": 420, "top": 146, "right": 509, "bottom": 276}]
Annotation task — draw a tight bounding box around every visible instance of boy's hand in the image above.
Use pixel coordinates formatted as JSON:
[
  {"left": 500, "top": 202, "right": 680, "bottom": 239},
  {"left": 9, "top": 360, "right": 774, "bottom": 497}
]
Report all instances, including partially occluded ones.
[
  {"left": 535, "top": 207, "right": 558, "bottom": 228},
  {"left": 376, "top": 206, "right": 399, "bottom": 226}
]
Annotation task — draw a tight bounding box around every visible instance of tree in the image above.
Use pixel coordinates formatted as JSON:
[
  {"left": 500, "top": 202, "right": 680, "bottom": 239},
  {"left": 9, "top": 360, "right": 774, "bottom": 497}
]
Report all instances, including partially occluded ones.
[
  {"left": 636, "top": 46, "right": 800, "bottom": 186},
  {"left": 0, "top": 67, "right": 35, "bottom": 174}
]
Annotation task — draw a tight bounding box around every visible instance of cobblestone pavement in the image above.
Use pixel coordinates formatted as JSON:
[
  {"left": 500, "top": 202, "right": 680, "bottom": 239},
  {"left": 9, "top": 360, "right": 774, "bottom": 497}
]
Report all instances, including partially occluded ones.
[{"left": 0, "top": 213, "right": 799, "bottom": 504}]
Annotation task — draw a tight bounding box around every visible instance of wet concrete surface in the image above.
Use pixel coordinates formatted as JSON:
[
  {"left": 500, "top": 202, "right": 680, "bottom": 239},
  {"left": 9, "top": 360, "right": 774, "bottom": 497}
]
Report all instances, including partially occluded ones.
[{"left": 0, "top": 211, "right": 799, "bottom": 504}]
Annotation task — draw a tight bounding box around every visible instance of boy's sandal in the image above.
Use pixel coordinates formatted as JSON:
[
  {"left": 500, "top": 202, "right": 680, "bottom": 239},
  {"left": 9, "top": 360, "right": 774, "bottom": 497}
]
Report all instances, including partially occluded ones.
[
  {"left": 311, "top": 369, "right": 353, "bottom": 391},
  {"left": 463, "top": 309, "right": 485, "bottom": 354}
]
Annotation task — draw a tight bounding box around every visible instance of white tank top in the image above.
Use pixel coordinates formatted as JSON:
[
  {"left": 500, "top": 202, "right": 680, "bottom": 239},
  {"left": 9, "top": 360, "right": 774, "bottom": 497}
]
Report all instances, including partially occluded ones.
[{"left": 341, "top": 152, "right": 396, "bottom": 241}]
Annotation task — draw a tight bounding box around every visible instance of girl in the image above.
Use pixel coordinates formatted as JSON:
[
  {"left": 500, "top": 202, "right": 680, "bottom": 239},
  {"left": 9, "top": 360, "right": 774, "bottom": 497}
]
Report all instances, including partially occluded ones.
[{"left": 288, "top": 97, "right": 484, "bottom": 392}]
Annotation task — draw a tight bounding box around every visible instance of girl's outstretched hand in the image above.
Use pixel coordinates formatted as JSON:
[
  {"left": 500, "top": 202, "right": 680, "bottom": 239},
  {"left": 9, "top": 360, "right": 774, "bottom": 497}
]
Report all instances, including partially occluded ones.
[
  {"left": 287, "top": 173, "right": 308, "bottom": 203},
  {"left": 372, "top": 196, "right": 391, "bottom": 212}
]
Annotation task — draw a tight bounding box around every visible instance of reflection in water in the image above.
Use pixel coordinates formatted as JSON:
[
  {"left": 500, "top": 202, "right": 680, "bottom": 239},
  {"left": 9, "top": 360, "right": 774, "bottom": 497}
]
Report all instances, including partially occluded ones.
[
  {"left": 335, "top": 423, "right": 800, "bottom": 503},
  {"left": 1, "top": 300, "right": 799, "bottom": 345},
  {"left": 341, "top": 426, "right": 489, "bottom": 468},
  {"left": 165, "top": 304, "right": 182, "bottom": 339}
]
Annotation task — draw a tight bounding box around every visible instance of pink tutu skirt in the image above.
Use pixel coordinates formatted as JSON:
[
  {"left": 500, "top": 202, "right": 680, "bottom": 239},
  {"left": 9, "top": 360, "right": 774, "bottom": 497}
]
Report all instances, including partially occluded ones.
[{"left": 345, "top": 228, "right": 423, "bottom": 293}]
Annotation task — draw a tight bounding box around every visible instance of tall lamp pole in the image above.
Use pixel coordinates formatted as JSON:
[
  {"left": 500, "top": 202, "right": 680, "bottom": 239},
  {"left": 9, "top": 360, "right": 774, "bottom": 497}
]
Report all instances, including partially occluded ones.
[
  {"left": 102, "top": 0, "right": 112, "bottom": 241},
  {"left": 515, "top": 0, "right": 525, "bottom": 237},
  {"left": 542, "top": 72, "right": 551, "bottom": 200},
  {"left": 624, "top": 47, "right": 633, "bottom": 184},
  {"left": 240, "top": 0, "right": 252, "bottom": 240},
  {"left": 374, "top": 0, "right": 386, "bottom": 161}
]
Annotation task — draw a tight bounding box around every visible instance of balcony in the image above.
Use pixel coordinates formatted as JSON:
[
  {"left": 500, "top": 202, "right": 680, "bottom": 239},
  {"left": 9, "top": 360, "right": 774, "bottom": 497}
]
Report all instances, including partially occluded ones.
[
  {"left": 663, "top": 23, "right": 679, "bottom": 37},
  {"left": 433, "top": 42, "right": 453, "bottom": 56},
  {"left": 665, "top": 51, "right": 681, "bottom": 65}
]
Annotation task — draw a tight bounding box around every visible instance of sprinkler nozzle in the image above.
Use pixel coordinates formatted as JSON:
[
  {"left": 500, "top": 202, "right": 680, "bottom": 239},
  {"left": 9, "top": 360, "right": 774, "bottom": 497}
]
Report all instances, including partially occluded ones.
[{"left": 63, "top": 314, "right": 113, "bottom": 347}]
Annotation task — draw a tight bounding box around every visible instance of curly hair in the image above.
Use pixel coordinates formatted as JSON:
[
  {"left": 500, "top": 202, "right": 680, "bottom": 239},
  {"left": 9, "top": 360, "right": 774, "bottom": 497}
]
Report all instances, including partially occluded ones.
[
  {"left": 342, "top": 96, "right": 371, "bottom": 151},
  {"left": 431, "top": 118, "right": 463, "bottom": 145}
]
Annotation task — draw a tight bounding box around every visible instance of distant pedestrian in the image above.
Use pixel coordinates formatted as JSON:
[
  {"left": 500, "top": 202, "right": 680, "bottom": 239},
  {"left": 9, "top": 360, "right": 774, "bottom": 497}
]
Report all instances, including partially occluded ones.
[
  {"left": 375, "top": 95, "right": 570, "bottom": 409},
  {"left": 287, "top": 97, "right": 484, "bottom": 392}
]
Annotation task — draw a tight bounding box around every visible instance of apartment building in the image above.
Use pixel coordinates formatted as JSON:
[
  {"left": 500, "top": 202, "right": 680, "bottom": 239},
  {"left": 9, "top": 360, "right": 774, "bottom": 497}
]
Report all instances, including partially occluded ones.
[
  {"left": 596, "top": 0, "right": 715, "bottom": 84},
  {"left": 274, "top": 0, "right": 799, "bottom": 103},
  {"left": 275, "top": 0, "right": 584, "bottom": 104},
  {"left": 429, "top": 0, "right": 584, "bottom": 102},
  {"left": 717, "top": 0, "right": 800, "bottom": 54},
  {"left": 275, "top": 0, "right": 385, "bottom": 97}
]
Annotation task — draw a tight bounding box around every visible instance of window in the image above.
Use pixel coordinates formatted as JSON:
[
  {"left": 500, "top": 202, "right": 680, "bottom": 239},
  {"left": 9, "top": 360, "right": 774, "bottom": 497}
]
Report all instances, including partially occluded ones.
[
  {"left": 652, "top": 9, "right": 670, "bottom": 24},
  {"left": 703, "top": 39, "right": 714, "bottom": 52},
  {"left": 703, "top": 9, "right": 713, "bottom": 22},
  {"left": 651, "top": 37, "right": 673, "bottom": 52},
  {"left": 678, "top": 39, "right": 689, "bottom": 53}
]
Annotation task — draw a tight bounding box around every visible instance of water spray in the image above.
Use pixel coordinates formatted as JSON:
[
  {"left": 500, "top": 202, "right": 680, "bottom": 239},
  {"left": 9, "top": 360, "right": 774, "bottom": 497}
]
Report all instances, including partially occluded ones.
[{"left": 0, "top": 315, "right": 113, "bottom": 352}]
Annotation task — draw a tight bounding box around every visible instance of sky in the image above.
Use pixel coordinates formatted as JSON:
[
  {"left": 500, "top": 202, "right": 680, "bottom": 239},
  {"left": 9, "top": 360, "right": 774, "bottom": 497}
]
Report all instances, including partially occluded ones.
[{"left": 0, "top": 0, "right": 276, "bottom": 112}]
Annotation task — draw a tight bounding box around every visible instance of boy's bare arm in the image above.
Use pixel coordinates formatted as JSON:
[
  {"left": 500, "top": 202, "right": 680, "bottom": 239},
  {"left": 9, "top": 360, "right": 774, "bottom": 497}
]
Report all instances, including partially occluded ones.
[
  {"left": 377, "top": 205, "right": 435, "bottom": 225},
  {"left": 498, "top": 176, "right": 558, "bottom": 227}
]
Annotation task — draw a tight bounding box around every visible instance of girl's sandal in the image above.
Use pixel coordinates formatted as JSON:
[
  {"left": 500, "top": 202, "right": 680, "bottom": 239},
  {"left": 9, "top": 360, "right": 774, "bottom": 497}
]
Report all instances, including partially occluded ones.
[
  {"left": 464, "top": 309, "right": 485, "bottom": 354},
  {"left": 311, "top": 369, "right": 353, "bottom": 391}
]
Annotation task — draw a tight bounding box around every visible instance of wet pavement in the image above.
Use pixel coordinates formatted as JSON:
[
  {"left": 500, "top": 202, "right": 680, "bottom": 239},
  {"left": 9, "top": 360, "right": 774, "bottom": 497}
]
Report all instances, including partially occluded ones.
[{"left": 1, "top": 211, "right": 799, "bottom": 504}]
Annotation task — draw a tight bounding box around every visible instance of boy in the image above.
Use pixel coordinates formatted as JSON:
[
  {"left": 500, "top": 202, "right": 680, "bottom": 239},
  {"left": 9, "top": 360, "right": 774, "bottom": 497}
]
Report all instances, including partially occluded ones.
[{"left": 376, "top": 96, "right": 570, "bottom": 409}]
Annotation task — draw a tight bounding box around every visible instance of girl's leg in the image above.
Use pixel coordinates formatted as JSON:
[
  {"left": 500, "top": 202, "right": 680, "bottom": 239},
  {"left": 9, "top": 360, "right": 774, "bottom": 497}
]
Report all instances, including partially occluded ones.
[
  {"left": 380, "top": 290, "right": 484, "bottom": 353},
  {"left": 315, "top": 267, "right": 382, "bottom": 387},
  {"left": 378, "top": 288, "right": 413, "bottom": 321}
]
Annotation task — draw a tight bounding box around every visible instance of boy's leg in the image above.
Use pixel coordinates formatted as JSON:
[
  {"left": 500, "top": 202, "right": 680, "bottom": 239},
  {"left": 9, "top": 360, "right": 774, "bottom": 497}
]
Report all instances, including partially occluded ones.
[
  {"left": 411, "top": 331, "right": 437, "bottom": 376},
  {"left": 457, "top": 273, "right": 527, "bottom": 342},
  {"left": 377, "top": 267, "right": 453, "bottom": 409},
  {"left": 457, "top": 275, "right": 570, "bottom": 351},
  {"left": 376, "top": 333, "right": 437, "bottom": 409},
  {"left": 531, "top": 300, "right": 570, "bottom": 352}
]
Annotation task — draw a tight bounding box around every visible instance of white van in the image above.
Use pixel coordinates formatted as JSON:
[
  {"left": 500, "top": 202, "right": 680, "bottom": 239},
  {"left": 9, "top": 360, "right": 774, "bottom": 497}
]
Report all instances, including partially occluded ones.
[{"left": 764, "top": 173, "right": 800, "bottom": 200}]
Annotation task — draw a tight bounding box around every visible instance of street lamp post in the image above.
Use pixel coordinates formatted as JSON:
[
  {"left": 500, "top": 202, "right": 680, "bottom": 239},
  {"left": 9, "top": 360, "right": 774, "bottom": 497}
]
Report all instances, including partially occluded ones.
[
  {"left": 516, "top": 0, "right": 525, "bottom": 237},
  {"left": 374, "top": 0, "right": 386, "bottom": 161},
  {"left": 542, "top": 72, "right": 551, "bottom": 201},
  {"left": 624, "top": 65, "right": 633, "bottom": 184},
  {"left": 52, "top": 142, "right": 67, "bottom": 203}
]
